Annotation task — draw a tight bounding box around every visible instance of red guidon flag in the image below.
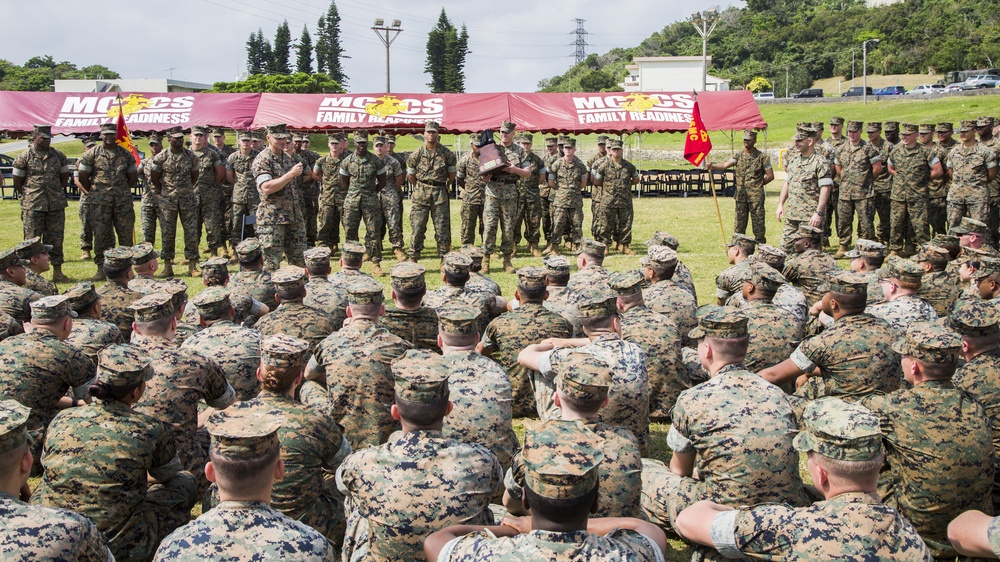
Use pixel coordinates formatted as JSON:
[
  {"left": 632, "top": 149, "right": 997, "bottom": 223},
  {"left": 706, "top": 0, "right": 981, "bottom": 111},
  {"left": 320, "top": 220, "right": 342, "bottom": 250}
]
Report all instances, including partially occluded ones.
[
  {"left": 683, "top": 101, "right": 712, "bottom": 167},
  {"left": 115, "top": 96, "right": 141, "bottom": 167}
]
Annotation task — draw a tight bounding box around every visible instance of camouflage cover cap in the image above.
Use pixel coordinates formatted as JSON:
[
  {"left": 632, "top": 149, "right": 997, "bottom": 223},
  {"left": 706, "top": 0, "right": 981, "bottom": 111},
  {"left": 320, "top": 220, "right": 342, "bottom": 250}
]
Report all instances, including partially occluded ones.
[
  {"left": 63, "top": 281, "right": 99, "bottom": 310},
  {"left": 98, "top": 343, "right": 154, "bottom": 387},
  {"left": 975, "top": 257, "right": 1000, "bottom": 280},
  {"left": 0, "top": 249, "right": 28, "bottom": 271},
  {"left": 608, "top": 139, "right": 624, "bottom": 149},
  {"left": 236, "top": 237, "right": 262, "bottom": 258},
  {"left": 346, "top": 277, "right": 384, "bottom": 305},
  {"left": 642, "top": 245, "right": 678, "bottom": 267},
  {"left": 191, "top": 286, "right": 232, "bottom": 316},
  {"left": 30, "top": 295, "right": 78, "bottom": 321},
  {"left": 237, "top": 131, "right": 253, "bottom": 141},
  {"left": 748, "top": 261, "right": 786, "bottom": 293},
  {"left": 919, "top": 123, "right": 935, "bottom": 134},
  {"left": 726, "top": 233, "right": 757, "bottom": 249},
  {"left": 523, "top": 419, "right": 604, "bottom": 499},
  {"left": 303, "top": 246, "right": 332, "bottom": 265},
  {"left": 645, "top": 231, "right": 680, "bottom": 249},
  {"left": 755, "top": 244, "right": 787, "bottom": 267},
  {"left": 270, "top": 266, "right": 307, "bottom": 289},
  {"left": 846, "top": 120, "right": 864, "bottom": 132},
  {"left": 883, "top": 121, "right": 899, "bottom": 132},
  {"left": 131, "top": 243, "right": 159, "bottom": 266},
  {"left": 15, "top": 236, "right": 52, "bottom": 259},
  {"left": 830, "top": 116, "right": 845, "bottom": 126},
  {"left": 103, "top": 246, "right": 134, "bottom": 269},
  {"left": 793, "top": 397, "right": 883, "bottom": 461},
  {"left": 607, "top": 269, "right": 644, "bottom": 296},
  {"left": 165, "top": 126, "right": 184, "bottom": 138},
  {"left": 33, "top": 124, "right": 53, "bottom": 138},
  {"left": 844, "top": 238, "right": 886, "bottom": 259},
  {"left": 437, "top": 304, "right": 480, "bottom": 336},
  {"left": 930, "top": 233, "right": 960, "bottom": 247},
  {"left": 342, "top": 241, "right": 366, "bottom": 259},
  {"left": 742, "top": 130, "right": 757, "bottom": 141},
  {"left": 915, "top": 244, "right": 950, "bottom": 264},
  {"left": 577, "top": 291, "right": 618, "bottom": 319},
  {"left": 390, "top": 261, "right": 426, "bottom": 290},
  {"left": 688, "top": 305, "right": 748, "bottom": 340},
  {"left": 156, "top": 277, "right": 188, "bottom": 298},
  {"left": 211, "top": 127, "right": 226, "bottom": 137},
  {"left": 127, "top": 277, "right": 160, "bottom": 295},
  {"left": 191, "top": 125, "right": 210, "bottom": 136},
  {"left": 459, "top": 244, "right": 485, "bottom": 261},
  {"left": 978, "top": 116, "right": 995, "bottom": 128},
  {"left": 499, "top": 121, "right": 517, "bottom": 133},
  {"left": 520, "top": 133, "right": 535, "bottom": 143},
  {"left": 893, "top": 321, "right": 961, "bottom": 363},
  {"left": 386, "top": 134, "right": 396, "bottom": 143},
  {"left": 543, "top": 254, "right": 571, "bottom": 275},
  {"left": 949, "top": 299, "right": 1000, "bottom": 337},
  {"left": 442, "top": 252, "right": 473, "bottom": 275},
  {"left": 291, "top": 133, "right": 306, "bottom": 142},
  {"left": 595, "top": 135, "right": 609, "bottom": 144},
  {"left": 517, "top": 266, "right": 548, "bottom": 291},
  {"left": 900, "top": 123, "right": 919, "bottom": 134},
  {"left": 392, "top": 349, "right": 451, "bottom": 402},
  {"left": 951, "top": 217, "right": 988, "bottom": 235},
  {"left": 866, "top": 122, "right": 882, "bottom": 133},
  {"left": 818, "top": 270, "right": 869, "bottom": 296},
  {"left": 260, "top": 334, "right": 310, "bottom": 368},
  {"left": 557, "top": 135, "right": 570, "bottom": 145},
  {"left": 83, "top": 135, "right": 98, "bottom": 147},
  {"left": 198, "top": 256, "right": 230, "bottom": 278},
  {"left": 545, "top": 137, "right": 558, "bottom": 146},
  {"left": 207, "top": 407, "right": 283, "bottom": 459},
  {"left": 810, "top": 121, "right": 824, "bottom": 130},
  {"left": 128, "top": 292, "right": 175, "bottom": 322},
  {"left": 373, "top": 136, "right": 387, "bottom": 146},
  {"left": 353, "top": 130, "right": 368, "bottom": 143},
  {"left": 327, "top": 132, "right": 345, "bottom": 143},
  {"left": 935, "top": 122, "right": 954, "bottom": 133},
  {"left": 791, "top": 130, "right": 812, "bottom": 142},
  {"left": 794, "top": 224, "right": 823, "bottom": 241},
  {"left": 424, "top": 120, "right": 441, "bottom": 132},
  {"left": 881, "top": 259, "right": 924, "bottom": 285},
  {"left": 99, "top": 123, "right": 117, "bottom": 134},
  {"left": 555, "top": 352, "right": 613, "bottom": 402},
  {"left": 0, "top": 399, "right": 30, "bottom": 454},
  {"left": 563, "top": 138, "right": 577, "bottom": 148},
  {"left": 959, "top": 120, "right": 977, "bottom": 132},
  {"left": 266, "top": 123, "right": 291, "bottom": 139}
]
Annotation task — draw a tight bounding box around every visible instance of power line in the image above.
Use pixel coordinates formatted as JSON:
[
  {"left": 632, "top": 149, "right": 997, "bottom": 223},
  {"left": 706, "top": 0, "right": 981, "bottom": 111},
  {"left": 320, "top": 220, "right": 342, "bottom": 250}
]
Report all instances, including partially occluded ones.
[{"left": 571, "top": 19, "right": 589, "bottom": 65}]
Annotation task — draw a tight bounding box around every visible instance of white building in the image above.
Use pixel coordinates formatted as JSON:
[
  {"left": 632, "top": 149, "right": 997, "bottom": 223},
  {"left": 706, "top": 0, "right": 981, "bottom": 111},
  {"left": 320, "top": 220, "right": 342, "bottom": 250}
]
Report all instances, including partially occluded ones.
[
  {"left": 621, "top": 56, "right": 730, "bottom": 92},
  {"left": 54, "top": 78, "right": 212, "bottom": 93}
]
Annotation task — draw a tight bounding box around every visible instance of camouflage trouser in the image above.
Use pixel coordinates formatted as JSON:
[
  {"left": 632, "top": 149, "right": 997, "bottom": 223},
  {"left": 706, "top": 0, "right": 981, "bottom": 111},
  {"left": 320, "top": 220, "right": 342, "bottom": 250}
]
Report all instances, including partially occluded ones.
[
  {"left": 735, "top": 186, "right": 766, "bottom": 243},
  {"left": 779, "top": 218, "right": 806, "bottom": 253},
  {"left": 836, "top": 197, "right": 875, "bottom": 248},
  {"left": 344, "top": 192, "right": 384, "bottom": 262},
  {"left": 640, "top": 458, "right": 704, "bottom": 532},
  {"left": 79, "top": 201, "right": 95, "bottom": 251},
  {"left": 257, "top": 222, "right": 306, "bottom": 271},
  {"left": 606, "top": 203, "right": 634, "bottom": 246},
  {"left": 514, "top": 187, "right": 541, "bottom": 247},
  {"left": 649, "top": 352, "right": 691, "bottom": 421},
  {"left": 21, "top": 208, "right": 65, "bottom": 266},
  {"left": 230, "top": 202, "right": 258, "bottom": 248},
  {"left": 928, "top": 197, "right": 948, "bottom": 236},
  {"left": 159, "top": 196, "right": 200, "bottom": 262},
  {"left": 824, "top": 184, "right": 839, "bottom": 240},
  {"left": 140, "top": 204, "right": 158, "bottom": 245},
  {"left": 551, "top": 204, "right": 583, "bottom": 247},
  {"left": 540, "top": 195, "right": 553, "bottom": 244},
  {"left": 108, "top": 470, "right": 197, "bottom": 562},
  {"left": 303, "top": 185, "right": 319, "bottom": 247},
  {"left": 483, "top": 183, "right": 518, "bottom": 257},
  {"left": 591, "top": 199, "right": 609, "bottom": 244},
  {"left": 220, "top": 185, "right": 233, "bottom": 248},
  {"left": 92, "top": 193, "right": 135, "bottom": 265},
  {"left": 408, "top": 183, "right": 451, "bottom": 259},
  {"left": 991, "top": 195, "right": 1000, "bottom": 243},
  {"left": 460, "top": 202, "right": 484, "bottom": 246},
  {"left": 377, "top": 186, "right": 404, "bottom": 250},
  {"left": 317, "top": 203, "right": 341, "bottom": 249},
  {"left": 196, "top": 188, "right": 225, "bottom": 251},
  {"left": 948, "top": 196, "right": 990, "bottom": 230},
  {"left": 889, "top": 197, "right": 929, "bottom": 252},
  {"left": 873, "top": 190, "right": 892, "bottom": 244}
]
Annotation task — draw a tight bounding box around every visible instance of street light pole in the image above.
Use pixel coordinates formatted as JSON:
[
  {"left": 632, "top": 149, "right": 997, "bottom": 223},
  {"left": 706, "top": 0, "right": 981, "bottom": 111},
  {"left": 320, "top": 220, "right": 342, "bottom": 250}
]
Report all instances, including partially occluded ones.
[
  {"left": 691, "top": 10, "right": 720, "bottom": 92},
  {"left": 372, "top": 19, "right": 403, "bottom": 93},
  {"left": 862, "top": 38, "right": 880, "bottom": 105}
]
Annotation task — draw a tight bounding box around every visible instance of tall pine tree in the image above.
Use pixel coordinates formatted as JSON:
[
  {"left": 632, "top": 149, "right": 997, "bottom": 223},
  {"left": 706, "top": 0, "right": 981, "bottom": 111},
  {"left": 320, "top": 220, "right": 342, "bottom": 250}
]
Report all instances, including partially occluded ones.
[
  {"left": 271, "top": 20, "right": 292, "bottom": 75},
  {"left": 315, "top": 0, "right": 347, "bottom": 86},
  {"left": 296, "top": 26, "right": 314, "bottom": 74},
  {"left": 260, "top": 31, "right": 274, "bottom": 75},
  {"left": 246, "top": 30, "right": 264, "bottom": 75},
  {"left": 424, "top": 10, "right": 469, "bottom": 93}
]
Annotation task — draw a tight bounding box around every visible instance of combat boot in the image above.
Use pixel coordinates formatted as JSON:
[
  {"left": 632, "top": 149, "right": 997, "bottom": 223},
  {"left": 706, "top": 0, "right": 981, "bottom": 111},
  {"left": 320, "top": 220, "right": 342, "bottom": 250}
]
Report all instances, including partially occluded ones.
[
  {"left": 542, "top": 244, "right": 557, "bottom": 256},
  {"left": 188, "top": 259, "right": 201, "bottom": 277},
  {"left": 372, "top": 262, "right": 384, "bottom": 276},
  {"left": 621, "top": 244, "right": 635, "bottom": 255},
  {"left": 482, "top": 255, "right": 491, "bottom": 273},
  {"left": 88, "top": 268, "right": 106, "bottom": 282},
  {"left": 833, "top": 245, "right": 849, "bottom": 259},
  {"left": 51, "top": 265, "right": 71, "bottom": 283},
  {"left": 158, "top": 260, "right": 174, "bottom": 278},
  {"left": 393, "top": 248, "right": 406, "bottom": 261},
  {"left": 529, "top": 243, "right": 542, "bottom": 258},
  {"left": 503, "top": 256, "right": 515, "bottom": 274}
]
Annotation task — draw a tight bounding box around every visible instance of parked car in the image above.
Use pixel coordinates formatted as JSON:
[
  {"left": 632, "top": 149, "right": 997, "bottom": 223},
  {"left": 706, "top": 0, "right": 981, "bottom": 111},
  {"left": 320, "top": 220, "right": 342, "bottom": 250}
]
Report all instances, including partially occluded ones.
[
  {"left": 791, "top": 88, "right": 823, "bottom": 98},
  {"left": 874, "top": 86, "right": 906, "bottom": 95},
  {"left": 0, "top": 154, "right": 12, "bottom": 183},
  {"left": 842, "top": 86, "right": 873, "bottom": 97},
  {"left": 907, "top": 84, "right": 945, "bottom": 95},
  {"left": 945, "top": 82, "right": 966, "bottom": 92},
  {"left": 753, "top": 92, "right": 775, "bottom": 100},
  {"left": 962, "top": 75, "right": 1000, "bottom": 89}
]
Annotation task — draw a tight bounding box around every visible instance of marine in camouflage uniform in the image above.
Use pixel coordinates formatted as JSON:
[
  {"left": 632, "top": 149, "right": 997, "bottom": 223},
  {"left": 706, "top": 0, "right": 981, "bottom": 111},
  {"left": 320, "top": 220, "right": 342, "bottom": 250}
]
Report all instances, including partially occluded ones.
[
  {"left": 566, "top": 239, "right": 610, "bottom": 295},
  {"left": 76, "top": 123, "right": 138, "bottom": 270},
  {"left": 812, "top": 122, "right": 839, "bottom": 244},
  {"left": 480, "top": 266, "right": 572, "bottom": 418},
  {"left": 833, "top": 120, "right": 880, "bottom": 251},
  {"left": 293, "top": 133, "right": 322, "bottom": 247},
  {"left": 137, "top": 133, "right": 162, "bottom": 245},
  {"left": 328, "top": 241, "right": 376, "bottom": 290},
  {"left": 0, "top": 308, "right": 22, "bottom": 344},
  {"left": 154, "top": 407, "right": 337, "bottom": 562},
  {"left": 586, "top": 136, "right": 611, "bottom": 245},
  {"left": 887, "top": 123, "right": 942, "bottom": 253},
  {"left": 976, "top": 117, "right": 1000, "bottom": 242},
  {"left": 438, "top": 308, "right": 519, "bottom": 470},
  {"left": 482, "top": 122, "right": 529, "bottom": 271},
  {"left": 929, "top": 122, "right": 957, "bottom": 236},
  {"left": 181, "top": 287, "right": 263, "bottom": 401},
  {"left": 915, "top": 244, "right": 961, "bottom": 317},
  {"left": 374, "top": 136, "right": 406, "bottom": 259},
  {"left": 62, "top": 281, "right": 124, "bottom": 365},
  {"left": 96, "top": 247, "right": 141, "bottom": 340},
  {"left": 211, "top": 129, "right": 238, "bottom": 246},
  {"left": 407, "top": 121, "right": 457, "bottom": 260},
  {"left": 313, "top": 133, "right": 347, "bottom": 249},
  {"left": 190, "top": 126, "right": 228, "bottom": 255},
  {"left": 130, "top": 292, "right": 235, "bottom": 495},
  {"left": 148, "top": 126, "right": 201, "bottom": 272},
  {"left": 777, "top": 127, "right": 834, "bottom": 251},
  {"left": 12, "top": 125, "right": 69, "bottom": 276},
  {"left": 868, "top": 123, "right": 895, "bottom": 244},
  {"left": 253, "top": 266, "right": 338, "bottom": 357},
  {"left": 592, "top": 139, "right": 639, "bottom": 251},
  {"left": 861, "top": 322, "right": 995, "bottom": 559},
  {"left": 423, "top": 253, "right": 500, "bottom": 334},
  {"left": 306, "top": 278, "right": 411, "bottom": 449},
  {"left": 456, "top": 140, "right": 486, "bottom": 246},
  {"left": 948, "top": 119, "right": 997, "bottom": 229},
  {"left": 229, "top": 237, "right": 278, "bottom": 311},
  {"left": 514, "top": 134, "right": 544, "bottom": 255},
  {"left": 75, "top": 136, "right": 98, "bottom": 259},
  {"left": 541, "top": 254, "right": 584, "bottom": 337},
  {"left": 461, "top": 245, "right": 502, "bottom": 297},
  {"left": 302, "top": 246, "right": 349, "bottom": 330},
  {"left": 0, "top": 250, "right": 43, "bottom": 323},
  {"left": 539, "top": 137, "right": 560, "bottom": 245},
  {"left": 15, "top": 238, "right": 56, "bottom": 296},
  {"left": 381, "top": 261, "right": 440, "bottom": 352},
  {"left": 546, "top": 139, "right": 588, "bottom": 252},
  {"left": 685, "top": 398, "right": 934, "bottom": 562},
  {"left": 340, "top": 131, "right": 387, "bottom": 269},
  {"left": 711, "top": 129, "right": 772, "bottom": 243},
  {"left": 865, "top": 260, "right": 938, "bottom": 337},
  {"left": 337, "top": 350, "right": 502, "bottom": 562},
  {"left": 733, "top": 261, "right": 805, "bottom": 377},
  {"left": 252, "top": 124, "right": 307, "bottom": 271},
  {"left": 782, "top": 225, "right": 838, "bottom": 306},
  {"left": 641, "top": 245, "right": 697, "bottom": 346},
  {"left": 227, "top": 131, "right": 261, "bottom": 249},
  {"left": 34, "top": 344, "right": 198, "bottom": 562},
  {"left": 644, "top": 230, "right": 698, "bottom": 300},
  {"left": 714, "top": 234, "right": 757, "bottom": 304}
]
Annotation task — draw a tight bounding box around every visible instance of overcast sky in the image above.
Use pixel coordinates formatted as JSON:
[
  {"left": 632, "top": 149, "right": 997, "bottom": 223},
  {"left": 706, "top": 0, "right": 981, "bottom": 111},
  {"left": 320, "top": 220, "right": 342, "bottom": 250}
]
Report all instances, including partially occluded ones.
[{"left": 10, "top": 0, "right": 735, "bottom": 93}]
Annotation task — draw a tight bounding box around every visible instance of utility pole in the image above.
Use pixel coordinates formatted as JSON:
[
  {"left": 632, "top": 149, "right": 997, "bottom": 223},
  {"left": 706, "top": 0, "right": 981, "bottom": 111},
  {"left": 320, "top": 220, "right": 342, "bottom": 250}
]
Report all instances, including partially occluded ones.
[
  {"left": 691, "top": 10, "right": 720, "bottom": 92},
  {"left": 372, "top": 19, "right": 403, "bottom": 93},
  {"left": 164, "top": 67, "right": 177, "bottom": 79},
  {"left": 862, "top": 38, "right": 880, "bottom": 105},
  {"left": 570, "top": 19, "right": 589, "bottom": 65},
  {"left": 785, "top": 66, "right": 789, "bottom": 98}
]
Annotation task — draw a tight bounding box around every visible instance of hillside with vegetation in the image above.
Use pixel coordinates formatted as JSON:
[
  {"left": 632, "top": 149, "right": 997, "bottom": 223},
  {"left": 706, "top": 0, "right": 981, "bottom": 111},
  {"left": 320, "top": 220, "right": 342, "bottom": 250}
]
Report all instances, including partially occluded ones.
[{"left": 538, "top": 0, "right": 1000, "bottom": 94}]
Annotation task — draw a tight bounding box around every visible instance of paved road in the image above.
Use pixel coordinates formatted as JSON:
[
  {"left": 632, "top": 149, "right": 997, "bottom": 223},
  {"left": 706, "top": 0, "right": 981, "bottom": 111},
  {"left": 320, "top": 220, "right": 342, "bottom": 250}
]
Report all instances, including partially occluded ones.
[{"left": 0, "top": 135, "right": 77, "bottom": 154}]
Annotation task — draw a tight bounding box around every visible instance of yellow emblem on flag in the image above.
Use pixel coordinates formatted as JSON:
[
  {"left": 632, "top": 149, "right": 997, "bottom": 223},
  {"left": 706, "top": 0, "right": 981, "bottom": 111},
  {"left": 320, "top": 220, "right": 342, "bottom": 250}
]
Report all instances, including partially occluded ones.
[
  {"left": 365, "top": 95, "right": 405, "bottom": 119},
  {"left": 106, "top": 94, "right": 151, "bottom": 119}
]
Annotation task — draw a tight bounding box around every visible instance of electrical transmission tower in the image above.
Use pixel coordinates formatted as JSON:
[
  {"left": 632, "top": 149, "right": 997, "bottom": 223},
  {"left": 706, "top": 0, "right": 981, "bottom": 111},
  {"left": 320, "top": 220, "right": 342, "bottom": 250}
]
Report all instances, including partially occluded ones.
[{"left": 570, "top": 19, "right": 589, "bottom": 65}]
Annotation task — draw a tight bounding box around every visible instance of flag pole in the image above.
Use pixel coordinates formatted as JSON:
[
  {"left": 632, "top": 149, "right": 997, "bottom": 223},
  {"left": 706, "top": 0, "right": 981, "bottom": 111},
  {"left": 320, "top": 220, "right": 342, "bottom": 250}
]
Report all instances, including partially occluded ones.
[{"left": 705, "top": 159, "right": 727, "bottom": 246}]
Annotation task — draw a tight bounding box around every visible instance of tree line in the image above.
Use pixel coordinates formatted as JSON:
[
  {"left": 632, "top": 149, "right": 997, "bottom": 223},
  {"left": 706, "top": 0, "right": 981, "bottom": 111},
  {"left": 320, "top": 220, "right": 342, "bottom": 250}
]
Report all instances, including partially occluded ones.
[{"left": 0, "top": 56, "right": 119, "bottom": 92}]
